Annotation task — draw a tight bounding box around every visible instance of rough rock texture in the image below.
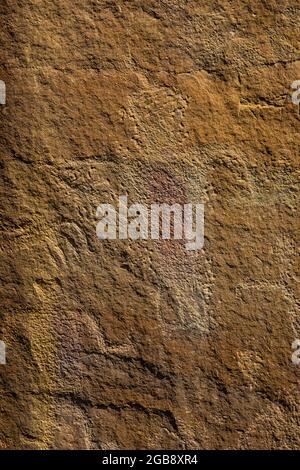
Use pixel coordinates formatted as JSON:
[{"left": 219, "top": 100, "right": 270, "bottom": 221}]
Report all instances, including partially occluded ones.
[{"left": 0, "top": 0, "right": 300, "bottom": 449}]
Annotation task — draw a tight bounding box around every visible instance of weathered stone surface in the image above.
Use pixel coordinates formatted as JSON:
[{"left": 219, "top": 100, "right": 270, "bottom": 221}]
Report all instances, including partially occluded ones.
[{"left": 0, "top": 0, "right": 299, "bottom": 449}]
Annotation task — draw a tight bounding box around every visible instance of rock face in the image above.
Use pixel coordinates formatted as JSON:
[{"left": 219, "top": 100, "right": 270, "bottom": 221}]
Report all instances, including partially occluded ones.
[{"left": 0, "top": 0, "right": 299, "bottom": 450}]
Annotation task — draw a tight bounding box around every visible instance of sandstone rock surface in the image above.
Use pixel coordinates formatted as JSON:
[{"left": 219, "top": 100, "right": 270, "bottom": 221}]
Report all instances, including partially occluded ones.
[{"left": 0, "top": 0, "right": 299, "bottom": 449}]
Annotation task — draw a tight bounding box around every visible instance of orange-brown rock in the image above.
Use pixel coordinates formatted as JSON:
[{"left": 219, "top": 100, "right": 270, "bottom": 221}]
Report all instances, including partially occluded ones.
[{"left": 0, "top": 0, "right": 299, "bottom": 449}]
